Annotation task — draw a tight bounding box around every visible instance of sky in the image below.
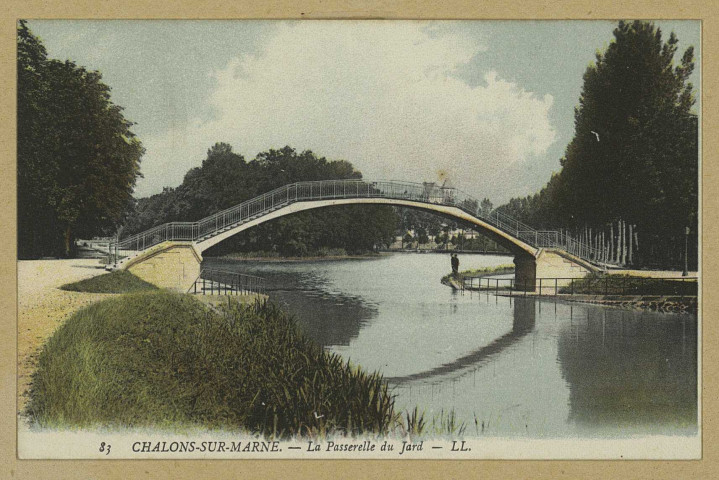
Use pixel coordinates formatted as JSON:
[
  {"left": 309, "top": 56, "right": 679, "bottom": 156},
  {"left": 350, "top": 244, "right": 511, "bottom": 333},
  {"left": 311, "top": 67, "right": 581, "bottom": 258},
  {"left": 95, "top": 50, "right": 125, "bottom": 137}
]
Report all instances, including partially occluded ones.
[{"left": 27, "top": 20, "right": 701, "bottom": 205}]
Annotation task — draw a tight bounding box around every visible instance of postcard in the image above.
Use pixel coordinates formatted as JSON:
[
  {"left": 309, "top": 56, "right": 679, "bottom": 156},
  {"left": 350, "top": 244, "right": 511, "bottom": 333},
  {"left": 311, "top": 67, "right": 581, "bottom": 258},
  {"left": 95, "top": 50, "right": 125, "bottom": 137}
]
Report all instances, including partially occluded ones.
[{"left": 9, "top": 13, "right": 705, "bottom": 473}]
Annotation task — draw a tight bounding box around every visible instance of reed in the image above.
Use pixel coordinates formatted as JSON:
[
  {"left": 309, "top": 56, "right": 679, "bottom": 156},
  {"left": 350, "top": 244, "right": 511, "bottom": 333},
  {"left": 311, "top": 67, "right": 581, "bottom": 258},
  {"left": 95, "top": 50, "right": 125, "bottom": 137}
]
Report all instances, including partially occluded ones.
[{"left": 26, "top": 291, "right": 398, "bottom": 437}]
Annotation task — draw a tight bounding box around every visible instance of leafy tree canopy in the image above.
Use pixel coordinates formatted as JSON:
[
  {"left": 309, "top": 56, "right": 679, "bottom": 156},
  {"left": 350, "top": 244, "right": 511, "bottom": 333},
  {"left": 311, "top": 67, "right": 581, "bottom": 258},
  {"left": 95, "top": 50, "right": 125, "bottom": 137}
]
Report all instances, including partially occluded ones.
[
  {"left": 18, "top": 20, "right": 143, "bottom": 258},
  {"left": 124, "top": 144, "right": 397, "bottom": 256},
  {"left": 496, "top": 21, "right": 697, "bottom": 267}
]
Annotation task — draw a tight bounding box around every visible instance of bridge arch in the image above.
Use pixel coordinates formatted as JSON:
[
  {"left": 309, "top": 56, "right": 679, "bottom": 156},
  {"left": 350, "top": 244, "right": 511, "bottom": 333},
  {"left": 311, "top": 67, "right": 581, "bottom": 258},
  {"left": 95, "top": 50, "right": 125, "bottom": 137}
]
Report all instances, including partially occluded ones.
[
  {"left": 112, "top": 180, "right": 601, "bottom": 291},
  {"left": 195, "top": 197, "right": 539, "bottom": 257}
]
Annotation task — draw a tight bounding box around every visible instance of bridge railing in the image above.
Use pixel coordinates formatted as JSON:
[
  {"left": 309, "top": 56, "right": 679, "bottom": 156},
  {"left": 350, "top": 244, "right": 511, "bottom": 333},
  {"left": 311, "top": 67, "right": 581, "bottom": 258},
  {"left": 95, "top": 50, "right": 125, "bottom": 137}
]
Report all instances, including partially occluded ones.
[
  {"left": 189, "top": 268, "right": 266, "bottom": 296},
  {"left": 463, "top": 275, "right": 698, "bottom": 298},
  {"left": 110, "top": 179, "right": 618, "bottom": 268}
]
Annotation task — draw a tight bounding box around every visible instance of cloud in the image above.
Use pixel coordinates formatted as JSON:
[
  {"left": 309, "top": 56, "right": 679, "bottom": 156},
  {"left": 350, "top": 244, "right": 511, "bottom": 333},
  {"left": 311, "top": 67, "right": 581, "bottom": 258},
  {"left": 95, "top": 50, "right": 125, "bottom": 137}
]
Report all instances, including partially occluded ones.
[{"left": 135, "top": 21, "right": 556, "bottom": 202}]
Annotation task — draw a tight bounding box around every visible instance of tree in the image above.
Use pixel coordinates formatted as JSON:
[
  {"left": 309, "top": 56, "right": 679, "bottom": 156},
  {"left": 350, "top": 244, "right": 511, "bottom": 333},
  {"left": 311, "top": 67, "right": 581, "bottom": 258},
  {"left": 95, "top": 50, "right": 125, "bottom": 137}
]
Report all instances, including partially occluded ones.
[
  {"left": 558, "top": 21, "right": 696, "bottom": 228},
  {"left": 123, "top": 144, "right": 398, "bottom": 256},
  {"left": 17, "top": 21, "right": 143, "bottom": 258},
  {"left": 402, "top": 233, "right": 414, "bottom": 249},
  {"left": 416, "top": 227, "right": 429, "bottom": 245},
  {"left": 497, "top": 21, "right": 698, "bottom": 267}
]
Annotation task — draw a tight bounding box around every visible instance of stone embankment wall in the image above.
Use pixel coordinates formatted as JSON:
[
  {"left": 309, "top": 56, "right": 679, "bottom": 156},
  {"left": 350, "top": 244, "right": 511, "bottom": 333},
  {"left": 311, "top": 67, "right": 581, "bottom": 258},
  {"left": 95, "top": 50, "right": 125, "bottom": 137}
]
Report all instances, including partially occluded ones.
[{"left": 124, "top": 242, "right": 202, "bottom": 292}]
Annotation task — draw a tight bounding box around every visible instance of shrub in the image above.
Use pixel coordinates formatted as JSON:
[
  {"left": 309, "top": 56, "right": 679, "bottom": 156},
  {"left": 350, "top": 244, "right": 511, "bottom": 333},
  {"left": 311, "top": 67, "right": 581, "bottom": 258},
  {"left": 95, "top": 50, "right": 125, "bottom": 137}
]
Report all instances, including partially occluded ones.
[{"left": 60, "top": 270, "right": 158, "bottom": 293}]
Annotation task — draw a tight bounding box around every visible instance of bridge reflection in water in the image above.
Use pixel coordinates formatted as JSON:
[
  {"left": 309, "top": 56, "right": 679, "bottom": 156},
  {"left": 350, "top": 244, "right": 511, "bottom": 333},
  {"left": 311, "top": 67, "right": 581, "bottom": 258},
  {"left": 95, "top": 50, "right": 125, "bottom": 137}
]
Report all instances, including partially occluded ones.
[
  {"left": 385, "top": 296, "right": 536, "bottom": 384},
  {"left": 213, "top": 253, "right": 697, "bottom": 438},
  {"left": 392, "top": 296, "right": 697, "bottom": 437}
]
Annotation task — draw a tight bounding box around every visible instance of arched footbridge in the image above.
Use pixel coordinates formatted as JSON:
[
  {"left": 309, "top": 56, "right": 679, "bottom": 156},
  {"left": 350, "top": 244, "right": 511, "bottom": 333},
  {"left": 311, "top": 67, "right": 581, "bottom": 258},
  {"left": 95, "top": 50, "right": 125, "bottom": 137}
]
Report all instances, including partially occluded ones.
[{"left": 109, "top": 180, "right": 613, "bottom": 291}]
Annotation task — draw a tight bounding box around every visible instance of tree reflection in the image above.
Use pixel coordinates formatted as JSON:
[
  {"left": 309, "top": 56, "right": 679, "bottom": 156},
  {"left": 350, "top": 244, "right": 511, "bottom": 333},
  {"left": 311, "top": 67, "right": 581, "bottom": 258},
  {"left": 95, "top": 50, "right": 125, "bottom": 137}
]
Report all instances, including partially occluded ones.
[
  {"left": 203, "top": 258, "right": 377, "bottom": 348},
  {"left": 273, "top": 287, "right": 376, "bottom": 348},
  {"left": 557, "top": 308, "right": 697, "bottom": 434}
]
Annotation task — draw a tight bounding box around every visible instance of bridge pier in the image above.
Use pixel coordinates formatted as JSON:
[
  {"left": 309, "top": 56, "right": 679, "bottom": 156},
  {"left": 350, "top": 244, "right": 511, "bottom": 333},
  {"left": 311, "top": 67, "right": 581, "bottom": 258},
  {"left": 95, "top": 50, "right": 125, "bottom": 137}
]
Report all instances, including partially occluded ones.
[
  {"left": 514, "top": 254, "right": 537, "bottom": 292},
  {"left": 514, "top": 249, "right": 597, "bottom": 292}
]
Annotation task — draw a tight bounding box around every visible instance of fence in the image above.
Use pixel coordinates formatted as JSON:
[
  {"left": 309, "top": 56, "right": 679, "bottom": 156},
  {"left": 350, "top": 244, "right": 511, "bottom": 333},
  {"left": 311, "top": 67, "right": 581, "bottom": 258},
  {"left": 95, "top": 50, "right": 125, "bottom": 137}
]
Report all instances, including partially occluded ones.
[
  {"left": 189, "top": 268, "right": 266, "bottom": 296},
  {"left": 462, "top": 275, "right": 698, "bottom": 298},
  {"left": 109, "top": 179, "right": 619, "bottom": 267}
]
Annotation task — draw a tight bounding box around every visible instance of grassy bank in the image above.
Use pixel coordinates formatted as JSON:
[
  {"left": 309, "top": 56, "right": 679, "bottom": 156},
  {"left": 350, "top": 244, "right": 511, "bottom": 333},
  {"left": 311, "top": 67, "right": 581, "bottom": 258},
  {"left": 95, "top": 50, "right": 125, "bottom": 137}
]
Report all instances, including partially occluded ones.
[
  {"left": 220, "top": 247, "right": 347, "bottom": 259},
  {"left": 216, "top": 248, "right": 386, "bottom": 262},
  {"left": 558, "top": 273, "right": 698, "bottom": 296},
  {"left": 441, "top": 264, "right": 515, "bottom": 284},
  {"left": 27, "top": 291, "right": 398, "bottom": 437},
  {"left": 60, "top": 270, "right": 157, "bottom": 293}
]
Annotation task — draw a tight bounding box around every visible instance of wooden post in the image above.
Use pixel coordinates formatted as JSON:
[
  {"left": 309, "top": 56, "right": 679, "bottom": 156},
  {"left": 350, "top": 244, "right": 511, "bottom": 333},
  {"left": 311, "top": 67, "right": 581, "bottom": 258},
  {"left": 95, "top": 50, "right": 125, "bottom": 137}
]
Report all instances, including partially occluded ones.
[
  {"left": 621, "top": 220, "right": 628, "bottom": 266},
  {"left": 609, "top": 223, "right": 614, "bottom": 264},
  {"left": 628, "top": 223, "right": 633, "bottom": 265},
  {"left": 616, "top": 220, "right": 622, "bottom": 265},
  {"left": 601, "top": 231, "right": 606, "bottom": 263},
  {"left": 606, "top": 232, "right": 609, "bottom": 264},
  {"left": 616, "top": 220, "right": 621, "bottom": 265},
  {"left": 617, "top": 220, "right": 622, "bottom": 265}
]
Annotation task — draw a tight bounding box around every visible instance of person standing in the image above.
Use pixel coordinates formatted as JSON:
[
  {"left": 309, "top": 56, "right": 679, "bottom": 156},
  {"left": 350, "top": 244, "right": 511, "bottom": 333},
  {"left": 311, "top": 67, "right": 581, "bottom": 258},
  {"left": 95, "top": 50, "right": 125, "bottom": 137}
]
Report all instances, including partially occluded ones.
[{"left": 451, "top": 253, "right": 459, "bottom": 276}]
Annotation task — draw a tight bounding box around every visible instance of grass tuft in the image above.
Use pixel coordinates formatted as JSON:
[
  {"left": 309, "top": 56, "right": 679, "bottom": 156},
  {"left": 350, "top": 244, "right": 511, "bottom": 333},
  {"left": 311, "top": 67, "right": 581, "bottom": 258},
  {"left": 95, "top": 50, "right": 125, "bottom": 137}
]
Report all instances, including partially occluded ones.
[
  {"left": 60, "top": 270, "right": 158, "bottom": 293},
  {"left": 27, "top": 291, "right": 398, "bottom": 437}
]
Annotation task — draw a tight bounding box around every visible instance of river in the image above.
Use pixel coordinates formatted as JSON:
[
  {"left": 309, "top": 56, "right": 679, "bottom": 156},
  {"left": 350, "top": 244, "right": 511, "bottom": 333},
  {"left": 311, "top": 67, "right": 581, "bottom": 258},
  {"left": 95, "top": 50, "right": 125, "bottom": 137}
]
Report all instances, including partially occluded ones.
[{"left": 204, "top": 253, "right": 697, "bottom": 438}]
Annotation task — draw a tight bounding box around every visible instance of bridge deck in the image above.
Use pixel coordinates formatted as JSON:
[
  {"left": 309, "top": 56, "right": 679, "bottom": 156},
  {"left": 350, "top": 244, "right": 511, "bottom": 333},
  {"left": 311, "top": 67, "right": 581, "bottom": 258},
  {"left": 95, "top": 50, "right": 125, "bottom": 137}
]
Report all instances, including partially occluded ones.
[{"left": 110, "top": 180, "right": 614, "bottom": 270}]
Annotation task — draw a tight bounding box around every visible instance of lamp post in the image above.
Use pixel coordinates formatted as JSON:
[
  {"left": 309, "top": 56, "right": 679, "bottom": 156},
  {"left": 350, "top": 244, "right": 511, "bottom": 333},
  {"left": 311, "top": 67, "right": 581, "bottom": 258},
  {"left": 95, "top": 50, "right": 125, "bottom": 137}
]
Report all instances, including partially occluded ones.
[{"left": 682, "top": 226, "right": 690, "bottom": 277}]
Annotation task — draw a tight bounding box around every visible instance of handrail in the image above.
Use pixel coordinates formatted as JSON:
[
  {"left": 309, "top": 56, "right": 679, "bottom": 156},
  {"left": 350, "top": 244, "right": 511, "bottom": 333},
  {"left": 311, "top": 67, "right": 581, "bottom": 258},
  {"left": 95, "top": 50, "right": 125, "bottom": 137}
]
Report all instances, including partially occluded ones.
[
  {"left": 110, "top": 179, "right": 620, "bottom": 268},
  {"left": 189, "top": 268, "right": 266, "bottom": 296},
  {"left": 462, "top": 275, "right": 698, "bottom": 298}
]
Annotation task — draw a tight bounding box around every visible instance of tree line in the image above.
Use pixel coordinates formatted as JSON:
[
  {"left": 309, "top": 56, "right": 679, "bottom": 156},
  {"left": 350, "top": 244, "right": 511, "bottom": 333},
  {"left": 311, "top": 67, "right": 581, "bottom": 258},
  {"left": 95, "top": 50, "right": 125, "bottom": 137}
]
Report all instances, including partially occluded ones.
[
  {"left": 124, "top": 143, "right": 399, "bottom": 256},
  {"left": 496, "top": 21, "right": 698, "bottom": 269},
  {"left": 395, "top": 206, "right": 507, "bottom": 252},
  {"left": 16, "top": 21, "right": 398, "bottom": 259},
  {"left": 18, "top": 21, "right": 144, "bottom": 259}
]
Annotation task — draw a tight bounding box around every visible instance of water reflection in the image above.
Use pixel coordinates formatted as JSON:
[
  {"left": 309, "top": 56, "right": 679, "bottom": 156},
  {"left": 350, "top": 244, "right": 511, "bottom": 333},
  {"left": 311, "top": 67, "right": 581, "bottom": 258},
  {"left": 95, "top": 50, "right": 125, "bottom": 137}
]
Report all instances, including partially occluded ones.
[
  {"left": 205, "top": 254, "right": 698, "bottom": 437},
  {"left": 204, "top": 258, "right": 377, "bottom": 347},
  {"left": 386, "top": 296, "right": 536, "bottom": 384},
  {"left": 557, "top": 307, "right": 698, "bottom": 435}
]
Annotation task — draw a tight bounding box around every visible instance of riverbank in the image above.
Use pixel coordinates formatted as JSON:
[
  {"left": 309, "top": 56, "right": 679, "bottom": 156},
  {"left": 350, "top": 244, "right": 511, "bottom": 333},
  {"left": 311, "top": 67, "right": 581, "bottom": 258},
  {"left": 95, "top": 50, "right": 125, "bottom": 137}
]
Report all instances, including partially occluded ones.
[
  {"left": 380, "top": 248, "right": 509, "bottom": 255},
  {"left": 215, "top": 251, "right": 387, "bottom": 262},
  {"left": 25, "top": 291, "right": 401, "bottom": 436},
  {"left": 17, "top": 259, "right": 111, "bottom": 414},
  {"left": 440, "top": 264, "right": 515, "bottom": 286},
  {"left": 440, "top": 264, "right": 698, "bottom": 312},
  {"left": 495, "top": 291, "right": 697, "bottom": 313},
  {"left": 18, "top": 259, "right": 451, "bottom": 438},
  {"left": 16, "top": 260, "right": 261, "bottom": 416}
]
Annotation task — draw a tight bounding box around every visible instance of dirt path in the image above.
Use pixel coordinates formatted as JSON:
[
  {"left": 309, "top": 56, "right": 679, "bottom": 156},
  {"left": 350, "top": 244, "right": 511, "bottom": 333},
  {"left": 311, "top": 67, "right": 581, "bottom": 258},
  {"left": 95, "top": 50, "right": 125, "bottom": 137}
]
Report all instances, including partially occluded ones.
[{"left": 17, "top": 259, "right": 112, "bottom": 415}]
